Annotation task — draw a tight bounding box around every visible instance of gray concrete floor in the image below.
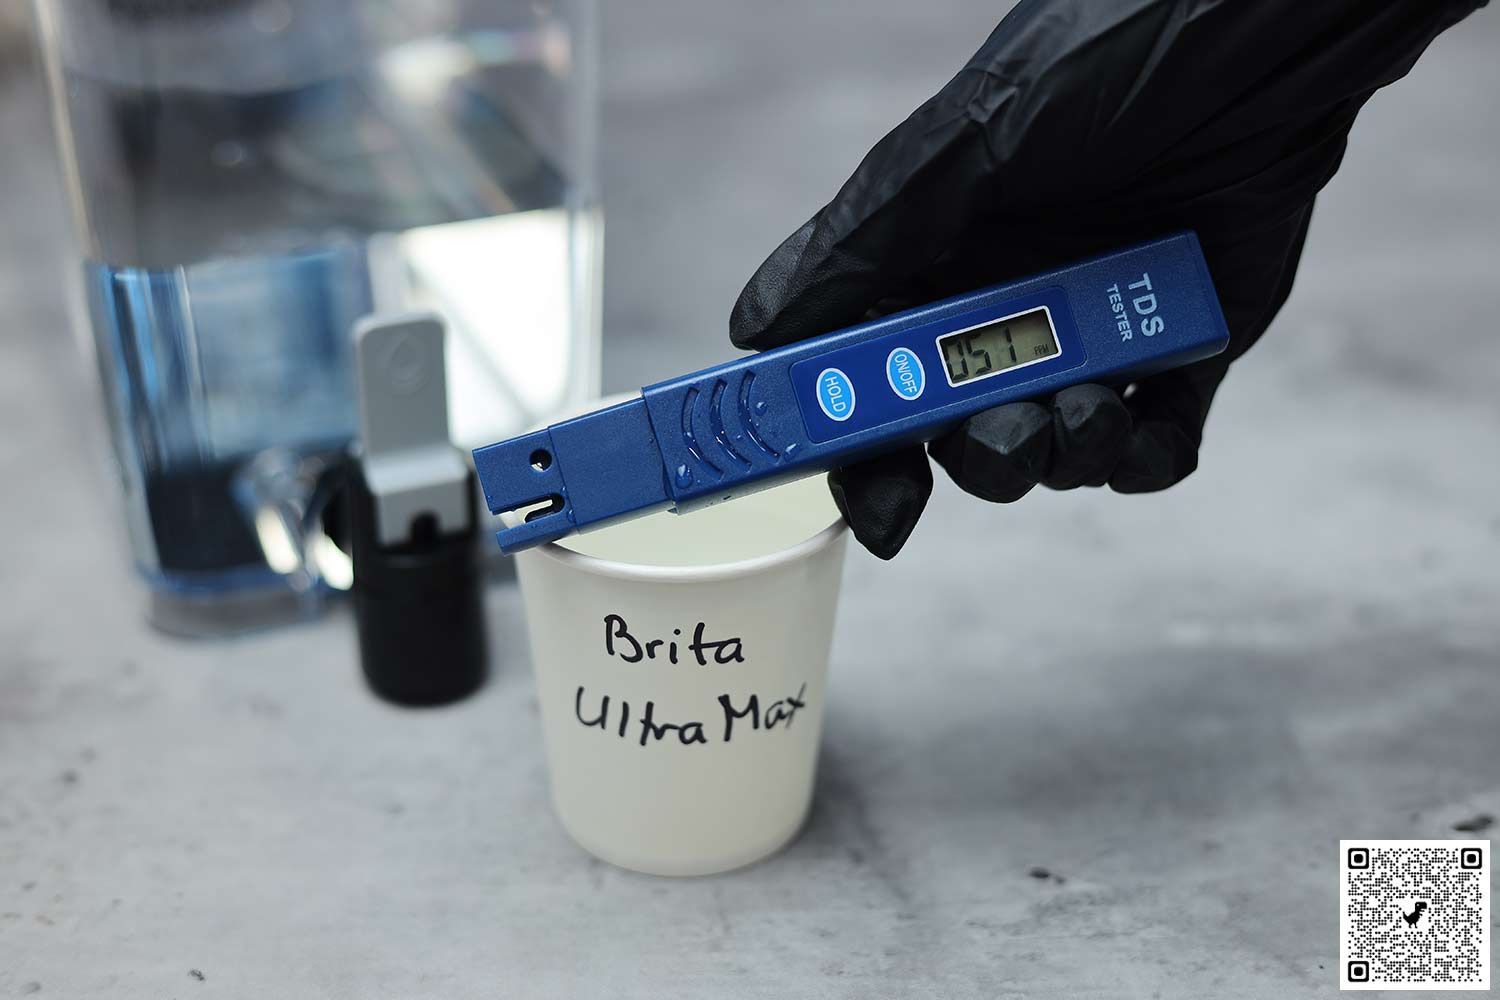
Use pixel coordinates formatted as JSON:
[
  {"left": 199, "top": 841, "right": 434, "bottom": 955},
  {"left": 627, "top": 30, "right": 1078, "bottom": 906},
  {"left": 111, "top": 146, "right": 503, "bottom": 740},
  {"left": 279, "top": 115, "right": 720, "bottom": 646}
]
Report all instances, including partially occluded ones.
[{"left": 3, "top": 3, "right": 1499, "bottom": 997}]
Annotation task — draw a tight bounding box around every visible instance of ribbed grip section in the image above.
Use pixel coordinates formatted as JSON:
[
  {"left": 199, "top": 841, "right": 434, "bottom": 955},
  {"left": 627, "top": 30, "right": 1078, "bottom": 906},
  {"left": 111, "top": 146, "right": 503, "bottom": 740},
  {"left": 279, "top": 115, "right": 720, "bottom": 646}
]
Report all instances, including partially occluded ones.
[{"left": 671, "top": 371, "right": 788, "bottom": 487}]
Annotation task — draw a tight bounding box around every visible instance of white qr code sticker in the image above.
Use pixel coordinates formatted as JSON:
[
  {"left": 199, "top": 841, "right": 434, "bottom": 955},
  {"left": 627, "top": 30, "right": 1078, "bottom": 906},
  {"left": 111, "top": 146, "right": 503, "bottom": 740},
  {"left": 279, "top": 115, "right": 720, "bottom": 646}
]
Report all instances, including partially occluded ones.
[{"left": 1341, "top": 840, "right": 1490, "bottom": 990}]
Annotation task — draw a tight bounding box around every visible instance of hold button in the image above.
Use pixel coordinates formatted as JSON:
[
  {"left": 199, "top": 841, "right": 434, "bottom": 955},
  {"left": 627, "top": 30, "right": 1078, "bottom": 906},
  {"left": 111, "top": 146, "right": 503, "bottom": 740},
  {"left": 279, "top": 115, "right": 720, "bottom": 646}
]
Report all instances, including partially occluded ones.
[{"left": 815, "top": 368, "right": 856, "bottom": 422}]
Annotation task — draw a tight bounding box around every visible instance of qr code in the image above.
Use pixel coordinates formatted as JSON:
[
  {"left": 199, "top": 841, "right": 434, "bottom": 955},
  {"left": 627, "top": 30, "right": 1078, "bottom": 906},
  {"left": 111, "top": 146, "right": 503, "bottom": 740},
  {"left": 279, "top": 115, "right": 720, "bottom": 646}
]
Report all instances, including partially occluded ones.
[{"left": 1340, "top": 840, "right": 1490, "bottom": 990}]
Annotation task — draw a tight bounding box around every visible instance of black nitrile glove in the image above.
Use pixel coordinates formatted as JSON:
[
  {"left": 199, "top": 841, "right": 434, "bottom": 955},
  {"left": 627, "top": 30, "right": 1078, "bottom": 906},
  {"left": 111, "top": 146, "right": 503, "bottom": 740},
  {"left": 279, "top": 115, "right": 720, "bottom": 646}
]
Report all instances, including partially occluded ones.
[{"left": 731, "top": 0, "right": 1487, "bottom": 559}]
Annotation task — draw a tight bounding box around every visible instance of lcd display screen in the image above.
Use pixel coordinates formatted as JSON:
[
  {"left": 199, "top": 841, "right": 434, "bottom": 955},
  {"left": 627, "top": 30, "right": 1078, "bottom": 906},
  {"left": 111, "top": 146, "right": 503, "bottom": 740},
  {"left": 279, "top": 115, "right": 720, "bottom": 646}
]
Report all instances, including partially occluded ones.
[{"left": 937, "top": 308, "right": 1060, "bottom": 386}]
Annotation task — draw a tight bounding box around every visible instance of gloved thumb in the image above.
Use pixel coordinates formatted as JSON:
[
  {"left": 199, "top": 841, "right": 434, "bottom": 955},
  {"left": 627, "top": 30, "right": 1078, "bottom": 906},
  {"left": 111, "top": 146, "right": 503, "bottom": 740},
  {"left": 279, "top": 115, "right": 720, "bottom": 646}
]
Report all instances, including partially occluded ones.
[
  {"left": 827, "top": 445, "right": 933, "bottom": 560},
  {"left": 1108, "top": 361, "right": 1225, "bottom": 494}
]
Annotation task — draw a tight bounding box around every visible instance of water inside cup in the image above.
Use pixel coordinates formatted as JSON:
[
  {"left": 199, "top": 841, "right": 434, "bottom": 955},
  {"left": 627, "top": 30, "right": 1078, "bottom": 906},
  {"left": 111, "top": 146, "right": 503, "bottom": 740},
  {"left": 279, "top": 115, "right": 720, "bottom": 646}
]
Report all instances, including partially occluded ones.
[{"left": 557, "top": 475, "right": 840, "bottom": 568}]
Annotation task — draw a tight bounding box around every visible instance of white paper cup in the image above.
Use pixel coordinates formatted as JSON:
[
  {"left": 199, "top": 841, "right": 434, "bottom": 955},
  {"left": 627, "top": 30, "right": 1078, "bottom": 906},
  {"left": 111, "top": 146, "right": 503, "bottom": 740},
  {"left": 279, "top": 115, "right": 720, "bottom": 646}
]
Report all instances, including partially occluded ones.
[{"left": 506, "top": 472, "right": 848, "bottom": 876}]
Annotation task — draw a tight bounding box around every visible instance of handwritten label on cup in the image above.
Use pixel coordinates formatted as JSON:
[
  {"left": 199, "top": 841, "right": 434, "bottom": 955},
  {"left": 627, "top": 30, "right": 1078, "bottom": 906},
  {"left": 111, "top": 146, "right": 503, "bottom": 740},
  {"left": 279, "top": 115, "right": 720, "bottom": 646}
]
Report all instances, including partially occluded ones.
[{"left": 573, "top": 614, "right": 808, "bottom": 747}]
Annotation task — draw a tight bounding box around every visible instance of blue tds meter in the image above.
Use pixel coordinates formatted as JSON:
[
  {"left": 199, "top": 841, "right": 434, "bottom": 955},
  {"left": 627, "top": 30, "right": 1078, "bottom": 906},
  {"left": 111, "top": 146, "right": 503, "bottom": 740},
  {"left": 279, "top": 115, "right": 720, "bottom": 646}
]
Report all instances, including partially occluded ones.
[{"left": 475, "top": 232, "right": 1231, "bottom": 554}]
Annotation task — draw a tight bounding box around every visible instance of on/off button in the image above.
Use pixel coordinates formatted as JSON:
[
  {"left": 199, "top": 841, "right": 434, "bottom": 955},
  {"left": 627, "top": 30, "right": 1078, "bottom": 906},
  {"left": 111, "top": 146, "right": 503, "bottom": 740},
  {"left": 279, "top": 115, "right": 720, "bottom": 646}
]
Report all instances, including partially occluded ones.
[
  {"left": 885, "top": 347, "right": 925, "bottom": 401},
  {"left": 815, "top": 368, "right": 856, "bottom": 422}
]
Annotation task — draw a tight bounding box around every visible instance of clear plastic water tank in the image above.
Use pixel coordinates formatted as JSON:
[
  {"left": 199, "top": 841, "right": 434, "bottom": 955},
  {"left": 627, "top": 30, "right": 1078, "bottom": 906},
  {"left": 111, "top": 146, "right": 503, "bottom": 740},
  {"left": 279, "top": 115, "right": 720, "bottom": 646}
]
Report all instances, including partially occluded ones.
[{"left": 33, "top": 0, "right": 601, "bottom": 634}]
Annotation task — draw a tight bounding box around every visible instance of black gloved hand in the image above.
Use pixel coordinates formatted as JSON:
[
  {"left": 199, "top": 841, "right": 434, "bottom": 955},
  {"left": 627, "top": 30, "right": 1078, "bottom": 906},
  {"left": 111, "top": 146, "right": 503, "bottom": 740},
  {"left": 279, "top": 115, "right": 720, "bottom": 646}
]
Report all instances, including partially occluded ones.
[{"left": 731, "top": 0, "right": 1486, "bottom": 559}]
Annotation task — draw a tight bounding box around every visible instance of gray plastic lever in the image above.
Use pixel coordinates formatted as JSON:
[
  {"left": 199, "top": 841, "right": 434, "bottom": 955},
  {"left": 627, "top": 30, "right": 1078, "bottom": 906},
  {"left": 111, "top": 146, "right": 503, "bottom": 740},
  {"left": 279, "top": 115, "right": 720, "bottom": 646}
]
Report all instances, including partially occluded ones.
[{"left": 353, "top": 312, "right": 470, "bottom": 547}]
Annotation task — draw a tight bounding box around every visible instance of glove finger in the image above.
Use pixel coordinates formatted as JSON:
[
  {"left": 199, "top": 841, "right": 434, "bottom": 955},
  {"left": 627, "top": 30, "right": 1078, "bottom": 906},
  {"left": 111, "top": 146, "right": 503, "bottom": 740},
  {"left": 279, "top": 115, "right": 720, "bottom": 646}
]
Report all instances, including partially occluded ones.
[
  {"left": 730, "top": 214, "right": 821, "bottom": 351},
  {"left": 828, "top": 445, "right": 932, "bottom": 561},
  {"left": 929, "top": 402, "right": 1052, "bottom": 505},
  {"left": 1108, "top": 363, "right": 1222, "bottom": 494},
  {"left": 1109, "top": 419, "right": 1200, "bottom": 494},
  {"left": 1039, "top": 384, "right": 1133, "bottom": 490}
]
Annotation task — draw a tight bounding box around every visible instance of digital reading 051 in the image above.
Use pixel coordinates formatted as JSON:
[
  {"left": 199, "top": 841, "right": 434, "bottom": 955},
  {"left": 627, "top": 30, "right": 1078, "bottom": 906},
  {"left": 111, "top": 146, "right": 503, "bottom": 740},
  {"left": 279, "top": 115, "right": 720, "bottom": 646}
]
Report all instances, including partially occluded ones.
[{"left": 937, "top": 307, "right": 1060, "bottom": 387}]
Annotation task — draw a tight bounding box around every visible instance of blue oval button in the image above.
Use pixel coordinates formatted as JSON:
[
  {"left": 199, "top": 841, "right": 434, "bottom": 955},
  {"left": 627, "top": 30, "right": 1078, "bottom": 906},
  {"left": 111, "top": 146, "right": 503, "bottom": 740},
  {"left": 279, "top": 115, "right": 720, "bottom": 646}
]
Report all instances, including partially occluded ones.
[
  {"left": 815, "top": 367, "right": 856, "bottom": 422},
  {"left": 885, "top": 347, "right": 925, "bottom": 401}
]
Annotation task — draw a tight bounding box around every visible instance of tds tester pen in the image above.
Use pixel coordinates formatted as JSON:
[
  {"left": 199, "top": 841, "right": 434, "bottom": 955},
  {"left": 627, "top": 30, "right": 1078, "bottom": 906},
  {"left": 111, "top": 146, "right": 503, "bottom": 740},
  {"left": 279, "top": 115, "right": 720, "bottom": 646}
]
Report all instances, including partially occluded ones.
[{"left": 474, "top": 232, "right": 1231, "bottom": 554}]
